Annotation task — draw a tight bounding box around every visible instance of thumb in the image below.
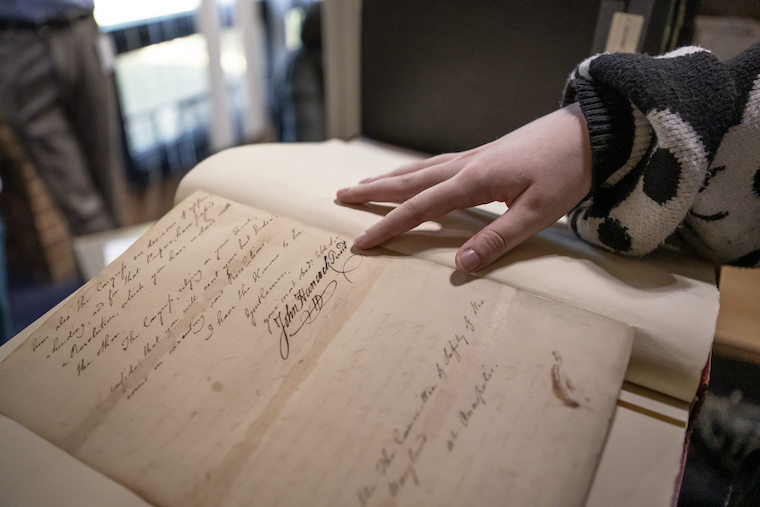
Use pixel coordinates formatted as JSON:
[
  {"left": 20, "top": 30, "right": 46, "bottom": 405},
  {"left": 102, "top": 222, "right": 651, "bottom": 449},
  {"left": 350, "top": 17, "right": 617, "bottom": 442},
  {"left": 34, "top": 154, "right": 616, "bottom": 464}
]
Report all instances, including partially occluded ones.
[{"left": 455, "top": 204, "right": 547, "bottom": 272}]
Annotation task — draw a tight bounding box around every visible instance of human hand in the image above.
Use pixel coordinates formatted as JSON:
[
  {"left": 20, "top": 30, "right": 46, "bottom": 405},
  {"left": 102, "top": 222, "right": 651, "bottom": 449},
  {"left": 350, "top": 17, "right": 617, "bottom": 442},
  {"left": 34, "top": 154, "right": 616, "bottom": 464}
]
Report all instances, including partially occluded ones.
[{"left": 336, "top": 102, "right": 593, "bottom": 272}]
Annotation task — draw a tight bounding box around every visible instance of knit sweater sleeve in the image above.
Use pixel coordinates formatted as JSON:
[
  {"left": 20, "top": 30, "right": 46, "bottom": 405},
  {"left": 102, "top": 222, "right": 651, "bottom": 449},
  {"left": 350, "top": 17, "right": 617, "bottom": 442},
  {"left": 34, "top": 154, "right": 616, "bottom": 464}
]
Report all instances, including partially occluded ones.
[{"left": 561, "top": 42, "right": 760, "bottom": 267}]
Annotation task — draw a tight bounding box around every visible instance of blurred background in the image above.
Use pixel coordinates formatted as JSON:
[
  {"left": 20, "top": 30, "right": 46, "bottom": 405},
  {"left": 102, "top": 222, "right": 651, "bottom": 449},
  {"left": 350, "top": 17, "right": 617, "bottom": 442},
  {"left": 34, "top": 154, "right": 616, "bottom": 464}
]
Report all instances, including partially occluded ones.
[
  {"left": 0, "top": 1, "right": 758, "bottom": 506},
  {"left": 1, "top": 0, "right": 322, "bottom": 336}
]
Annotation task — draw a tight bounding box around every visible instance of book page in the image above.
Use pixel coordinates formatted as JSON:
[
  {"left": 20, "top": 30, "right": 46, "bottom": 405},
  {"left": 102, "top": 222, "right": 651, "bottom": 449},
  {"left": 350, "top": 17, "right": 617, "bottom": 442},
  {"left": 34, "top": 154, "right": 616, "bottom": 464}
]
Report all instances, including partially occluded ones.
[
  {"left": 175, "top": 140, "right": 719, "bottom": 402},
  {"left": 0, "top": 192, "right": 632, "bottom": 507}
]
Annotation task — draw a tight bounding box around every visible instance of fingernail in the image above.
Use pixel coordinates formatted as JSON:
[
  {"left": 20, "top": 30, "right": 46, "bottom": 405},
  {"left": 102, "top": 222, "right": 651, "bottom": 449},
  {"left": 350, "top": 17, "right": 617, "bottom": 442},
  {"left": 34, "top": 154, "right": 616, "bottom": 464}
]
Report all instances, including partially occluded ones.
[
  {"left": 457, "top": 249, "right": 480, "bottom": 272},
  {"left": 337, "top": 187, "right": 351, "bottom": 197},
  {"left": 354, "top": 232, "right": 367, "bottom": 247}
]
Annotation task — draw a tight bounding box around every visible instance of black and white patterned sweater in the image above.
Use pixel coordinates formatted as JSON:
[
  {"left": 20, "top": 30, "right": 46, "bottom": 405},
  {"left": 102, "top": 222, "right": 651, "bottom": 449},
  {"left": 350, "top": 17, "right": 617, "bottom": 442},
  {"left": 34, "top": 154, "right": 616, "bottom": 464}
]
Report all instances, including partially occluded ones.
[{"left": 562, "top": 42, "right": 760, "bottom": 268}]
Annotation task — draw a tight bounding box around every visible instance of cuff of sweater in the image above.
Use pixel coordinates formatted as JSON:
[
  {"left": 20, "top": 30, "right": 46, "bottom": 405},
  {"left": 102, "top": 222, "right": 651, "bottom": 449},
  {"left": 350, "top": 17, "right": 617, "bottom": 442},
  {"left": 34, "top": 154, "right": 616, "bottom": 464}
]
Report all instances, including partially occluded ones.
[{"left": 566, "top": 78, "right": 638, "bottom": 192}]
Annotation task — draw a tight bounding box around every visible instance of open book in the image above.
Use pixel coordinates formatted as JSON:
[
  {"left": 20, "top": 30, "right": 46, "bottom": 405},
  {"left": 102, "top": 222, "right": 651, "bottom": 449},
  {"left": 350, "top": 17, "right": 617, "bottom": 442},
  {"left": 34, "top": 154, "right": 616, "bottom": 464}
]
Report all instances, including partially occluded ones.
[{"left": 0, "top": 140, "right": 719, "bottom": 506}]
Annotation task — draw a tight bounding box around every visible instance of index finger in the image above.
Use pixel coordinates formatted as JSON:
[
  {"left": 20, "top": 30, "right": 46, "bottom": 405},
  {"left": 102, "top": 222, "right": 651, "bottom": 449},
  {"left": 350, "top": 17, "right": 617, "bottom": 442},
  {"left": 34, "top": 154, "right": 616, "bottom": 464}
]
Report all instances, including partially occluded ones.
[{"left": 354, "top": 173, "right": 481, "bottom": 249}]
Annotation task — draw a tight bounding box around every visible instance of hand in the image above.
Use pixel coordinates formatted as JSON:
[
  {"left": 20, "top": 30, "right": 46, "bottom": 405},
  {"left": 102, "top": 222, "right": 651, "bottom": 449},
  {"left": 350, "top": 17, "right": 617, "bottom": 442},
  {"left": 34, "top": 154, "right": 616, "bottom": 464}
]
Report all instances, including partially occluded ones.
[{"left": 336, "top": 103, "right": 593, "bottom": 272}]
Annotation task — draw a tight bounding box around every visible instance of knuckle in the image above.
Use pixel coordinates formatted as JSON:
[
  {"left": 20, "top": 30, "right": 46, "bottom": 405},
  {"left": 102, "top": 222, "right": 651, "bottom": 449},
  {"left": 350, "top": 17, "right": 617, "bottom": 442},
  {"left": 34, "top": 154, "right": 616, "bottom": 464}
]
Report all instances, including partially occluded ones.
[
  {"left": 397, "top": 174, "right": 415, "bottom": 189},
  {"left": 457, "top": 164, "right": 497, "bottom": 202},
  {"left": 477, "top": 228, "right": 509, "bottom": 255},
  {"left": 429, "top": 152, "right": 456, "bottom": 164},
  {"left": 461, "top": 161, "right": 487, "bottom": 181},
  {"left": 520, "top": 194, "right": 545, "bottom": 213},
  {"left": 400, "top": 194, "right": 426, "bottom": 222},
  {"left": 382, "top": 174, "right": 418, "bottom": 202}
]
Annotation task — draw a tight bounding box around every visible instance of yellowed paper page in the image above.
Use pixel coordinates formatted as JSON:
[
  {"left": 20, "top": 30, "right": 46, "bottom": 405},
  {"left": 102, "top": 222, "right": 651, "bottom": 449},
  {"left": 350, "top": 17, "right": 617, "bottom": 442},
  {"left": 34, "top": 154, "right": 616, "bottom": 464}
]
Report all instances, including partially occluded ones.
[
  {"left": 0, "top": 192, "right": 631, "bottom": 507},
  {"left": 0, "top": 415, "right": 150, "bottom": 507},
  {"left": 175, "top": 140, "right": 719, "bottom": 402}
]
